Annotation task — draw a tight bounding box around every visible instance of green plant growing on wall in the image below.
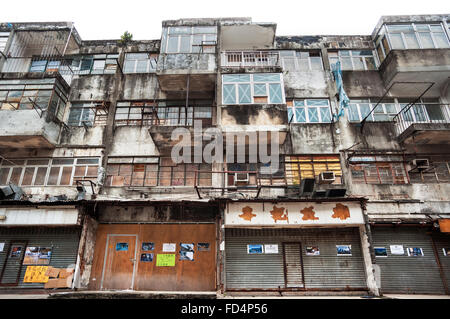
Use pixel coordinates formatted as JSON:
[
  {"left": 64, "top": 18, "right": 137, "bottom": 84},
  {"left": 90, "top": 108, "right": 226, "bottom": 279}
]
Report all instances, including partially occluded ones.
[{"left": 118, "top": 31, "right": 133, "bottom": 45}]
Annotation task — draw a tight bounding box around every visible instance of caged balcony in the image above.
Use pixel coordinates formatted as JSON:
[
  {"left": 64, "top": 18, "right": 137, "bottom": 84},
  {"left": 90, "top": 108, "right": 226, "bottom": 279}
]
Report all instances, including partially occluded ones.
[{"left": 394, "top": 102, "right": 450, "bottom": 144}]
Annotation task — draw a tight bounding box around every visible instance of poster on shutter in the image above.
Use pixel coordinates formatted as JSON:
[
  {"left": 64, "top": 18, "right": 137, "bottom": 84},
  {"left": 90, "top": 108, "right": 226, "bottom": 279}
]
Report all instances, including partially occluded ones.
[
  {"left": 407, "top": 247, "right": 424, "bottom": 256},
  {"left": 180, "top": 251, "right": 194, "bottom": 261},
  {"left": 23, "top": 266, "right": 49, "bottom": 283},
  {"left": 10, "top": 245, "right": 22, "bottom": 258},
  {"left": 140, "top": 253, "right": 154, "bottom": 262},
  {"left": 197, "top": 243, "right": 210, "bottom": 251},
  {"left": 141, "top": 242, "right": 154, "bottom": 251},
  {"left": 247, "top": 244, "right": 264, "bottom": 254},
  {"left": 443, "top": 248, "right": 450, "bottom": 256},
  {"left": 306, "top": 246, "right": 320, "bottom": 256},
  {"left": 390, "top": 245, "right": 404, "bottom": 255},
  {"left": 264, "top": 244, "right": 278, "bottom": 254},
  {"left": 374, "top": 247, "right": 388, "bottom": 257},
  {"left": 156, "top": 254, "right": 176, "bottom": 266},
  {"left": 162, "top": 243, "right": 176, "bottom": 252},
  {"left": 336, "top": 245, "right": 352, "bottom": 256},
  {"left": 0, "top": 243, "right": 4, "bottom": 252}
]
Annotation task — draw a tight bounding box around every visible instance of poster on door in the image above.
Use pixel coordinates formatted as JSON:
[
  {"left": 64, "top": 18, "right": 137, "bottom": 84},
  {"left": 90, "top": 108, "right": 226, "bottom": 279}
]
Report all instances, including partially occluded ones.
[
  {"left": 156, "top": 254, "right": 176, "bottom": 266},
  {"left": 23, "top": 266, "right": 50, "bottom": 283}
]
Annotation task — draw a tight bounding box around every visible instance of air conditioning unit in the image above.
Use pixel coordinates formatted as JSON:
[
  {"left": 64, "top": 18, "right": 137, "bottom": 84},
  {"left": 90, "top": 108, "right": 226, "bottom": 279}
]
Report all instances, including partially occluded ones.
[
  {"left": 234, "top": 173, "right": 249, "bottom": 185},
  {"left": 409, "top": 159, "right": 430, "bottom": 172},
  {"left": 318, "top": 171, "right": 335, "bottom": 184},
  {"left": 299, "top": 178, "right": 315, "bottom": 196}
]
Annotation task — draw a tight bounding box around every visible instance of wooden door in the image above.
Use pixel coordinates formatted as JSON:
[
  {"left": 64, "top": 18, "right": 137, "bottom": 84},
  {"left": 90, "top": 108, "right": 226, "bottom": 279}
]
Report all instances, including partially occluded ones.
[
  {"left": 282, "top": 242, "right": 304, "bottom": 288},
  {"left": 101, "top": 235, "right": 137, "bottom": 290},
  {"left": 0, "top": 242, "right": 27, "bottom": 286}
]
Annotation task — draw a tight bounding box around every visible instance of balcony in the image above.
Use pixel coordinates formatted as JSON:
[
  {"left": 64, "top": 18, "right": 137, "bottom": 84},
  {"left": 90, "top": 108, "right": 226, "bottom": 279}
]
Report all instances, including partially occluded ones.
[
  {"left": 394, "top": 103, "right": 450, "bottom": 144},
  {"left": 378, "top": 49, "right": 450, "bottom": 97},
  {"left": 220, "top": 51, "right": 281, "bottom": 72}
]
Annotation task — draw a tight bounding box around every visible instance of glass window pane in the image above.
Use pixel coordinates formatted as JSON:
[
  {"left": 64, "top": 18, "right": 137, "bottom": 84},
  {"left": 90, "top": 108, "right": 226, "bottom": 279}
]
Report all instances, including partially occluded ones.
[
  {"left": 253, "top": 73, "right": 280, "bottom": 82},
  {"left": 167, "top": 35, "right": 179, "bottom": 53},
  {"left": 320, "top": 107, "right": 331, "bottom": 122},
  {"left": 348, "top": 103, "right": 360, "bottom": 122},
  {"left": 389, "top": 33, "right": 405, "bottom": 49},
  {"left": 307, "top": 99, "right": 329, "bottom": 106},
  {"left": 419, "top": 32, "right": 435, "bottom": 48},
  {"left": 340, "top": 57, "right": 353, "bottom": 70},
  {"left": 223, "top": 84, "right": 236, "bottom": 104},
  {"left": 433, "top": 33, "right": 450, "bottom": 48},
  {"left": 308, "top": 108, "right": 319, "bottom": 123},
  {"left": 352, "top": 57, "right": 364, "bottom": 70},
  {"left": 425, "top": 104, "right": 444, "bottom": 121},
  {"left": 34, "top": 167, "right": 47, "bottom": 185},
  {"left": 238, "top": 84, "right": 251, "bottom": 104},
  {"left": 295, "top": 108, "right": 306, "bottom": 123},
  {"left": 404, "top": 33, "right": 420, "bottom": 49},
  {"left": 310, "top": 57, "right": 322, "bottom": 70},
  {"left": 253, "top": 83, "right": 267, "bottom": 96},
  {"left": 222, "top": 74, "right": 250, "bottom": 82},
  {"left": 365, "top": 57, "right": 376, "bottom": 70},
  {"left": 179, "top": 36, "right": 191, "bottom": 53},
  {"left": 360, "top": 103, "right": 373, "bottom": 121},
  {"left": 269, "top": 83, "right": 283, "bottom": 104}
]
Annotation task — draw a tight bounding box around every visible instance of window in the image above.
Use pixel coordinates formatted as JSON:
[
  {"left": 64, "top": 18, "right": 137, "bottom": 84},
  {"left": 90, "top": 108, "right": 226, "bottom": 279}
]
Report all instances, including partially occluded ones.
[
  {"left": 398, "top": 98, "right": 448, "bottom": 123},
  {"left": 68, "top": 102, "right": 109, "bottom": 126},
  {"left": 162, "top": 26, "right": 217, "bottom": 54},
  {"left": 376, "top": 23, "right": 450, "bottom": 62},
  {"left": 287, "top": 99, "right": 332, "bottom": 123},
  {"left": 407, "top": 155, "right": 450, "bottom": 183},
  {"left": 114, "top": 100, "right": 212, "bottom": 126},
  {"left": 285, "top": 155, "right": 343, "bottom": 185},
  {"left": 57, "top": 54, "right": 119, "bottom": 75},
  {"left": 0, "top": 32, "right": 9, "bottom": 52},
  {"left": 226, "top": 162, "right": 285, "bottom": 187},
  {"left": 123, "top": 53, "right": 158, "bottom": 73},
  {"left": 349, "top": 155, "right": 408, "bottom": 185},
  {"left": 328, "top": 50, "right": 377, "bottom": 71},
  {"left": 348, "top": 98, "right": 398, "bottom": 122},
  {"left": 222, "top": 73, "right": 285, "bottom": 105},
  {"left": 0, "top": 79, "right": 68, "bottom": 121},
  {"left": 280, "top": 50, "right": 323, "bottom": 71},
  {"left": 105, "top": 157, "right": 212, "bottom": 187},
  {"left": 0, "top": 158, "right": 99, "bottom": 186}
]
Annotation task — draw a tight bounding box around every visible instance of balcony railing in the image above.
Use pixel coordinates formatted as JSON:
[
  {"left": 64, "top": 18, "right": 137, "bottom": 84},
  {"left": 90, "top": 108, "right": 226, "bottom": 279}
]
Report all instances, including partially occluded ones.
[
  {"left": 393, "top": 103, "right": 450, "bottom": 136},
  {"left": 221, "top": 51, "right": 280, "bottom": 68}
]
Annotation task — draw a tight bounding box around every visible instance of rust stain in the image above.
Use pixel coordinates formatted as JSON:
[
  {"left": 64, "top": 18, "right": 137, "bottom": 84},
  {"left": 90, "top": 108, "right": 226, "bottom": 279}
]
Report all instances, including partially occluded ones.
[
  {"left": 239, "top": 206, "right": 256, "bottom": 221},
  {"left": 300, "top": 206, "right": 319, "bottom": 221},
  {"left": 270, "top": 206, "right": 288, "bottom": 223},
  {"left": 332, "top": 203, "right": 351, "bottom": 220}
]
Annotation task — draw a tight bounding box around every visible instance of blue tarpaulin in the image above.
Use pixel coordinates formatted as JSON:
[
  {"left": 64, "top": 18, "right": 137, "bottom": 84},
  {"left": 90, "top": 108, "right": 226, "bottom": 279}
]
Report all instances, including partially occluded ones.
[{"left": 331, "top": 61, "right": 350, "bottom": 120}]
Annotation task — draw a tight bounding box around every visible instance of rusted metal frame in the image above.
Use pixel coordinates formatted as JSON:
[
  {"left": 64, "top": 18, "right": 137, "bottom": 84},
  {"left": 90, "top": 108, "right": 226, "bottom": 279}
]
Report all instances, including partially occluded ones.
[
  {"left": 0, "top": 240, "right": 28, "bottom": 287},
  {"left": 282, "top": 243, "right": 288, "bottom": 289},
  {"left": 225, "top": 287, "right": 369, "bottom": 292},
  {"left": 431, "top": 235, "right": 449, "bottom": 295},
  {"left": 299, "top": 242, "right": 305, "bottom": 287}
]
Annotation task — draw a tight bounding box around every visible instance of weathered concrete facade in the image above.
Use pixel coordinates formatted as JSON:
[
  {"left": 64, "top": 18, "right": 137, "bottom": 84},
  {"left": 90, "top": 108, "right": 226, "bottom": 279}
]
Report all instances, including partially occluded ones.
[{"left": 0, "top": 15, "right": 450, "bottom": 295}]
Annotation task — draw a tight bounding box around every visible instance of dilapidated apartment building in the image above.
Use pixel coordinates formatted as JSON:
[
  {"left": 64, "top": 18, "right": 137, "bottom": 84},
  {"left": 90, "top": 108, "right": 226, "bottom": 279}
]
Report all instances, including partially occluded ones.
[{"left": 0, "top": 14, "right": 449, "bottom": 296}]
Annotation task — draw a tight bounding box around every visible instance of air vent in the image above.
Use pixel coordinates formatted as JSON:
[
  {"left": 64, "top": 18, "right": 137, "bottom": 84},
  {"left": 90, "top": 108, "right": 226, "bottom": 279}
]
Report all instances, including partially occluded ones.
[{"left": 318, "top": 171, "right": 335, "bottom": 184}]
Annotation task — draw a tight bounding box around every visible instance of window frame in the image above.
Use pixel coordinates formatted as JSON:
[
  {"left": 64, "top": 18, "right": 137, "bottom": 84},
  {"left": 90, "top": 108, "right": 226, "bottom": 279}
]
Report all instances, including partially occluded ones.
[
  {"left": 123, "top": 53, "right": 158, "bottom": 74},
  {"left": 349, "top": 155, "right": 409, "bottom": 185},
  {"left": 280, "top": 50, "right": 324, "bottom": 71},
  {"left": 284, "top": 155, "right": 344, "bottom": 186},
  {"left": 287, "top": 99, "right": 333, "bottom": 123},
  {"left": 162, "top": 26, "right": 217, "bottom": 54},
  {"left": 328, "top": 50, "right": 378, "bottom": 71}
]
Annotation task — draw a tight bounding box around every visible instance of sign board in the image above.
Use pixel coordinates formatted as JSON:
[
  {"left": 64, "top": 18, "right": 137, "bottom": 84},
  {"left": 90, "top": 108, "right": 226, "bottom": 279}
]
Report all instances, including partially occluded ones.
[
  {"left": 162, "top": 243, "right": 176, "bottom": 252},
  {"left": 226, "top": 202, "right": 364, "bottom": 227},
  {"left": 23, "top": 266, "right": 49, "bottom": 283},
  {"left": 439, "top": 219, "right": 450, "bottom": 233},
  {"left": 156, "top": 254, "right": 176, "bottom": 266},
  {"left": 264, "top": 244, "right": 278, "bottom": 254},
  {"left": 390, "top": 245, "right": 404, "bottom": 255}
]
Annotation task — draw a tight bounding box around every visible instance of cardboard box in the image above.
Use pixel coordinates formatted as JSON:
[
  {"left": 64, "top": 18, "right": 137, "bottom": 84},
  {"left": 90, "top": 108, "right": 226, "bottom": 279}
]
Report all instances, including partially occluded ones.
[
  {"left": 44, "top": 278, "right": 60, "bottom": 289},
  {"left": 59, "top": 268, "right": 74, "bottom": 279},
  {"left": 45, "top": 267, "right": 60, "bottom": 278},
  {"left": 44, "top": 275, "right": 73, "bottom": 289}
]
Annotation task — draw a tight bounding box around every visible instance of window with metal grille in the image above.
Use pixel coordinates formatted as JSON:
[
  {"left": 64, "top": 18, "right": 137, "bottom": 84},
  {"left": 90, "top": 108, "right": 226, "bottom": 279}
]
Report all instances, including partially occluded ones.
[
  {"left": 348, "top": 98, "right": 398, "bottom": 122},
  {"left": 222, "top": 73, "right": 285, "bottom": 105},
  {"left": 114, "top": 100, "right": 212, "bottom": 126},
  {"left": 0, "top": 158, "right": 99, "bottom": 186},
  {"left": 287, "top": 99, "right": 332, "bottom": 123},
  {"left": 285, "top": 155, "right": 343, "bottom": 185},
  {"left": 0, "top": 32, "right": 9, "bottom": 52},
  {"left": 407, "top": 155, "right": 450, "bottom": 183},
  {"left": 161, "top": 26, "right": 217, "bottom": 54},
  {"left": 105, "top": 157, "right": 212, "bottom": 187},
  {"left": 68, "top": 101, "right": 109, "bottom": 126},
  {"left": 349, "top": 155, "right": 408, "bottom": 185}
]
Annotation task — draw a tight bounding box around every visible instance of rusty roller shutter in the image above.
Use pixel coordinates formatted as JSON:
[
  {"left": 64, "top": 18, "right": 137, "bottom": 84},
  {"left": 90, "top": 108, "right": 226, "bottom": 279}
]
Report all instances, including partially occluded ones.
[
  {"left": 371, "top": 226, "right": 446, "bottom": 294},
  {"left": 431, "top": 232, "right": 450, "bottom": 293},
  {"left": 225, "top": 227, "right": 367, "bottom": 290},
  {"left": 0, "top": 227, "right": 81, "bottom": 288}
]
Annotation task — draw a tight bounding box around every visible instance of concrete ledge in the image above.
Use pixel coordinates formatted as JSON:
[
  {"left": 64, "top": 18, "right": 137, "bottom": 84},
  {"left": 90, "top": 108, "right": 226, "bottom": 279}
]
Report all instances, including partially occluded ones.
[{"left": 48, "top": 290, "right": 217, "bottom": 299}]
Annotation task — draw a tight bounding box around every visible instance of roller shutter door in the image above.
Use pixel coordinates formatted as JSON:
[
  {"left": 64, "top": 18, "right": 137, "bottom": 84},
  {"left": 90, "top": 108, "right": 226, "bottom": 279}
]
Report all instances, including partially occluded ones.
[
  {"left": 0, "top": 227, "right": 81, "bottom": 288},
  {"left": 431, "top": 232, "right": 450, "bottom": 294},
  {"left": 371, "top": 227, "right": 446, "bottom": 294},
  {"left": 225, "top": 227, "right": 367, "bottom": 290}
]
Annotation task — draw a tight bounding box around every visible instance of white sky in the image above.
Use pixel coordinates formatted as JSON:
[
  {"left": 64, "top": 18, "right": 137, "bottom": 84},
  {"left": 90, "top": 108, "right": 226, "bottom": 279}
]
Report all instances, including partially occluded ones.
[{"left": 1, "top": 0, "right": 449, "bottom": 40}]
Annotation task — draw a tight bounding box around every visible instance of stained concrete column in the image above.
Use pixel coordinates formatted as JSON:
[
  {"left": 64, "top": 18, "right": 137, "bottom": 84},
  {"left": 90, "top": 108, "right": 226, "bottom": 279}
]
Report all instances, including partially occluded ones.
[{"left": 359, "top": 225, "right": 380, "bottom": 296}]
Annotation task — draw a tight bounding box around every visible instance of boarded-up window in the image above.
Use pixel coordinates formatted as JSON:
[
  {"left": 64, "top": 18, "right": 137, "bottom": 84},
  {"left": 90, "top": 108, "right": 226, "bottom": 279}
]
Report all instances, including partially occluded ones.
[
  {"left": 349, "top": 155, "right": 408, "bottom": 185},
  {"left": 285, "top": 155, "right": 343, "bottom": 185}
]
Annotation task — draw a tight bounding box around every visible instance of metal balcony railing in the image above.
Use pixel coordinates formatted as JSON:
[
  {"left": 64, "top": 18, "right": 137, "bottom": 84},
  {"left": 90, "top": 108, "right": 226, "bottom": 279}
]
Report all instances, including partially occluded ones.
[
  {"left": 393, "top": 103, "right": 450, "bottom": 136},
  {"left": 221, "top": 51, "right": 280, "bottom": 68}
]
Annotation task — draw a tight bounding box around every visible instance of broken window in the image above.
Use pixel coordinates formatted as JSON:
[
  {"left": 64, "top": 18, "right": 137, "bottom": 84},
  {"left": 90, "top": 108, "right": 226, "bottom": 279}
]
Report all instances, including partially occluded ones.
[
  {"left": 162, "top": 26, "right": 217, "bottom": 54},
  {"left": 222, "top": 73, "right": 285, "bottom": 105},
  {"left": 285, "top": 155, "right": 343, "bottom": 185},
  {"left": 0, "top": 158, "right": 99, "bottom": 186},
  {"left": 61, "top": 54, "right": 118, "bottom": 75},
  {"left": 349, "top": 155, "right": 408, "bottom": 185},
  {"left": 123, "top": 53, "right": 158, "bottom": 73},
  {"left": 0, "top": 78, "right": 68, "bottom": 116},
  {"left": 68, "top": 101, "right": 109, "bottom": 126},
  {"left": 114, "top": 100, "right": 212, "bottom": 126},
  {"left": 287, "top": 99, "right": 332, "bottom": 123},
  {"left": 105, "top": 157, "right": 211, "bottom": 187},
  {"left": 328, "top": 50, "right": 377, "bottom": 71},
  {"left": 280, "top": 50, "right": 323, "bottom": 71},
  {"left": 348, "top": 98, "right": 398, "bottom": 122}
]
